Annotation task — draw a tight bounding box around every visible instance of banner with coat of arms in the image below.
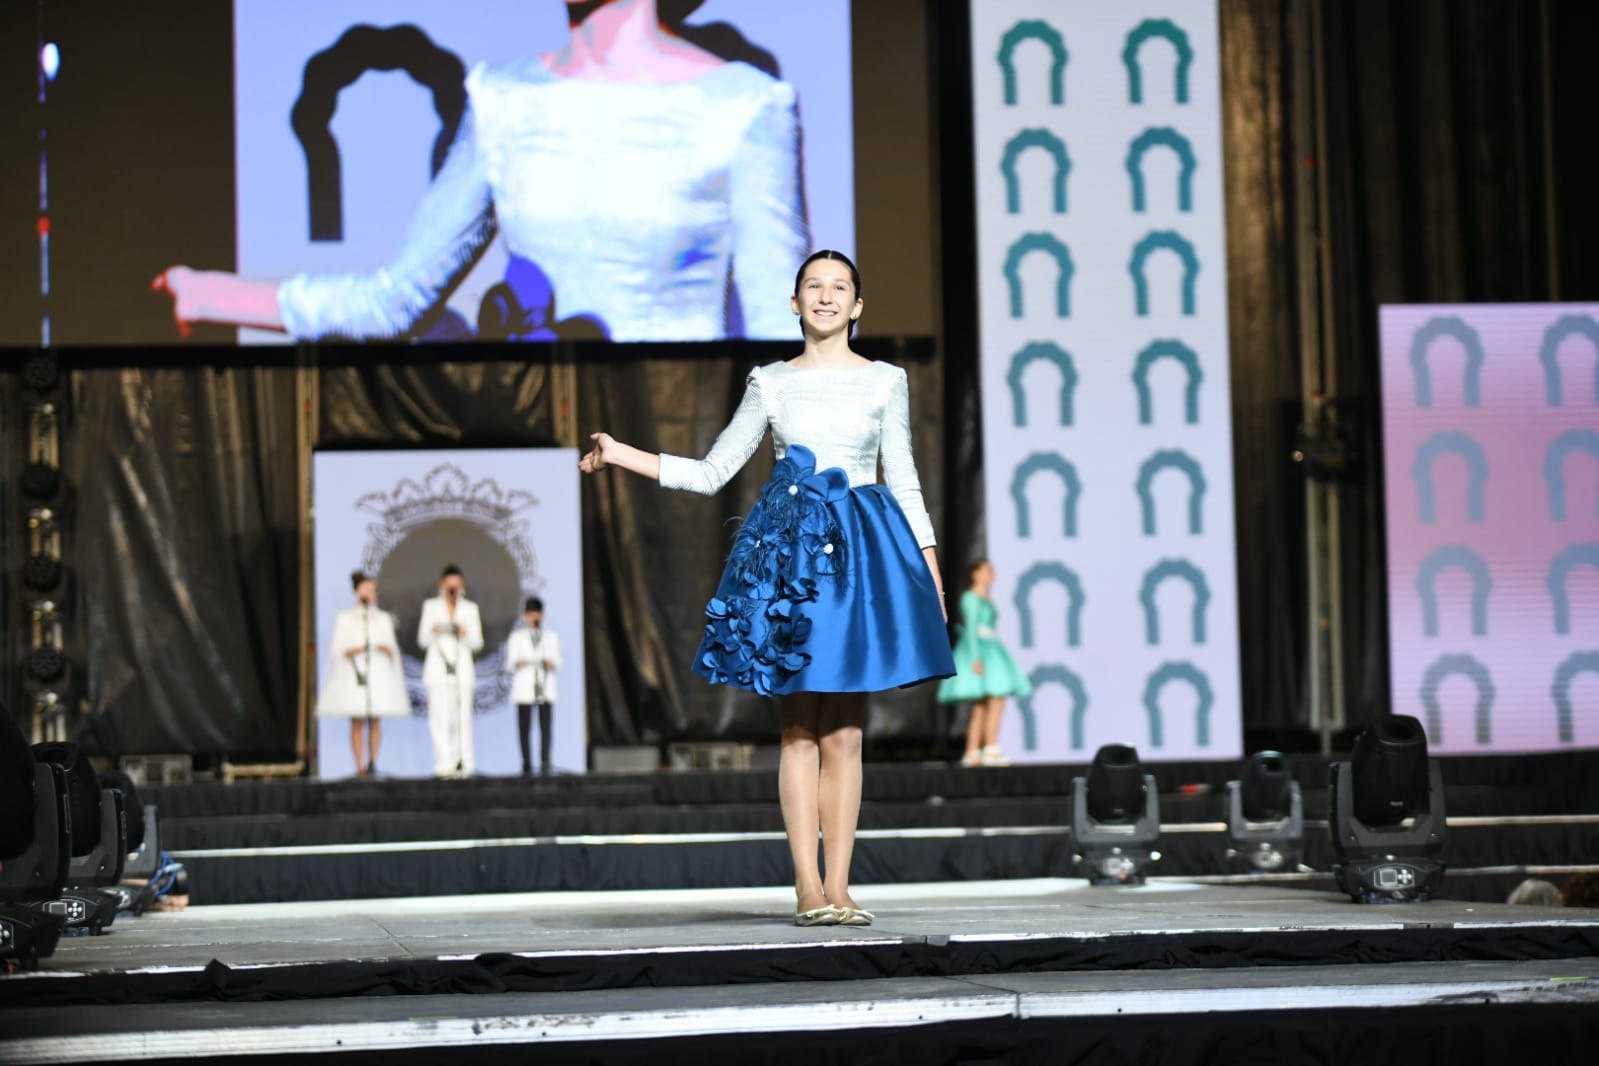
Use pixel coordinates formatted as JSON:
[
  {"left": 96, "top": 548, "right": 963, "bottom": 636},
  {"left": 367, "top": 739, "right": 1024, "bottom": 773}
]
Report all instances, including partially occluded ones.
[{"left": 312, "top": 448, "right": 585, "bottom": 777}]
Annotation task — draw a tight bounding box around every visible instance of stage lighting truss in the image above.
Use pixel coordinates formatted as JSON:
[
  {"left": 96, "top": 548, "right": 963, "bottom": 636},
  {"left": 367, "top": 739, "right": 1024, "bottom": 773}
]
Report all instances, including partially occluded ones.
[
  {"left": 1071, "top": 774, "right": 1162, "bottom": 886},
  {"left": 1329, "top": 759, "right": 1447, "bottom": 904},
  {"left": 1224, "top": 779, "right": 1306, "bottom": 874},
  {"left": 22, "top": 353, "right": 60, "bottom": 393},
  {"left": 27, "top": 601, "right": 66, "bottom": 684},
  {"left": 24, "top": 507, "right": 62, "bottom": 591},
  {"left": 31, "top": 691, "right": 66, "bottom": 744},
  {"left": 22, "top": 402, "right": 61, "bottom": 500}
]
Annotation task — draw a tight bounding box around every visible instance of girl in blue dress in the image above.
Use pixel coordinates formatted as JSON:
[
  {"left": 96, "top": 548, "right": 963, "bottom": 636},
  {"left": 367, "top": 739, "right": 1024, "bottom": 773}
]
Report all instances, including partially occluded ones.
[{"left": 579, "top": 250, "right": 954, "bottom": 926}]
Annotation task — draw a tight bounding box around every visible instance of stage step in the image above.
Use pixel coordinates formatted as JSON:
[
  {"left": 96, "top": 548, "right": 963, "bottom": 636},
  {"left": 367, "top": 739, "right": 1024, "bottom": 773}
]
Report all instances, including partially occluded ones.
[
  {"left": 3, "top": 883, "right": 1598, "bottom": 1063},
  {"left": 5, "top": 960, "right": 1599, "bottom": 1064}
]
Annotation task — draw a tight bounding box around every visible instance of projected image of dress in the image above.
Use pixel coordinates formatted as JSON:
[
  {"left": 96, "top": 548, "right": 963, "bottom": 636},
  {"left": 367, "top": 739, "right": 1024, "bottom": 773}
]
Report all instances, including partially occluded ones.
[{"left": 158, "top": 0, "right": 811, "bottom": 342}]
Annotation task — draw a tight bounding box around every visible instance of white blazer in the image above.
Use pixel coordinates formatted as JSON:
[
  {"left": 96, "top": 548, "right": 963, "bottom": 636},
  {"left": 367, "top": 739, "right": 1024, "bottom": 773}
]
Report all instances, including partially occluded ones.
[
  {"left": 507, "top": 626, "right": 562, "bottom": 705},
  {"left": 316, "top": 605, "right": 409, "bottom": 718},
  {"left": 417, "top": 596, "right": 484, "bottom": 689}
]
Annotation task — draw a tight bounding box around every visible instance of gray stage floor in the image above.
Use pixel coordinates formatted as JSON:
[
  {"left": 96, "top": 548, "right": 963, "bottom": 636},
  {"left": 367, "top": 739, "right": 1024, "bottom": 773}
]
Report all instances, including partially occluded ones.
[
  {"left": 3, "top": 880, "right": 1597, "bottom": 1063},
  {"left": 4, "top": 960, "right": 1599, "bottom": 1063},
  {"left": 15, "top": 877, "right": 1599, "bottom": 975}
]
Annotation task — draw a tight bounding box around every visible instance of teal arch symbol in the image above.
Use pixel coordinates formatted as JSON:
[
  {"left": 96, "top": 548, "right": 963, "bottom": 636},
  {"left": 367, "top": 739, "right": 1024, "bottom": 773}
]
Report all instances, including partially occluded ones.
[
  {"left": 1545, "top": 430, "right": 1599, "bottom": 521},
  {"left": 1012, "top": 453, "right": 1081, "bottom": 539},
  {"left": 1142, "top": 661, "right": 1213, "bottom": 748},
  {"left": 1420, "top": 653, "right": 1495, "bottom": 745},
  {"left": 1416, "top": 545, "right": 1491, "bottom": 637},
  {"left": 1002, "top": 129, "right": 1071, "bottom": 214},
  {"left": 1553, "top": 651, "right": 1599, "bottom": 743},
  {"left": 1408, "top": 315, "right": 1484, "bottom": 408},
  {"left": 1413, "top": 431, "right": 1487, "bottom": 523},
  {"left": 1126, "top": 127, "right": 1196, "bottom": 212},
  {"left": 1007, "top": 342, "right": 1077, "bottom": 427},
  {"left": 999, "top": 20, "right": 1067, "bottom": 106},
  {"left": 1136, "top": 449, "right": 1206, "bottom": 535},
  {"left": 1550, "top": 544, "right": 1599, "bottom": 634},
  {"left": 1538, "top": 314, "right": 1599, "bottom": 406},
  {"left": 1129, "top": 231, "right": 1199, "bottom": 316},
  {"left": 1015, "top": 560, "right": 1085, "bottom": 648},
  {"left": 1138, "top": 559, "right": 1210, "bottom": 645},
  {"left": 1123, "top": 19, "right": 1194, "bottom": 104},
  {"left": 1133, "top": 339, "right": 1202, "bottom": 424},
  {"left": 1017, "top": 663, "right": 1088, "bottom": 751},
  {"left": 1006, "top": 233, "right": 1074, "bottom": 318}
]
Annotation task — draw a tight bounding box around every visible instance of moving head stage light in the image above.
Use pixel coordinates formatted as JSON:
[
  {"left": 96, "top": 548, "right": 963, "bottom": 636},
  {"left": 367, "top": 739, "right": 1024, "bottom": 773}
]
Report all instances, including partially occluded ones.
[
  {"left": 1225, "top": 751, "right": 1305, "bottom": 874},
  {"left": 25, "top": 742, "right": 127, "bottom": 935},
  {"left": 1071, "top": 744, "right": 1161, "bottom": 885},
  {"left": 1329, "top": 715, "right": 1447, "bottom": 903},
  {"left": 0, "top": 707, "right": 67, "bottom": 968}
]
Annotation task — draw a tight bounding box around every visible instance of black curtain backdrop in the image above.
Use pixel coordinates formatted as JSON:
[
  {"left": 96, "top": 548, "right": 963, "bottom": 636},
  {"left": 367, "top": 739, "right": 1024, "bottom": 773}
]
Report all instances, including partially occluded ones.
[
  {"left": 8, "top": 0, "right": 1599, "bottom": 757},
  {"left": 316, "top": 361, "right": 557, "bottom": 449},
  {"left": 1214, "top": 0, "right": 1599, "bottom": 733},
  {"left": 69, "top": 368, "right": 299, "bottom": 756}
]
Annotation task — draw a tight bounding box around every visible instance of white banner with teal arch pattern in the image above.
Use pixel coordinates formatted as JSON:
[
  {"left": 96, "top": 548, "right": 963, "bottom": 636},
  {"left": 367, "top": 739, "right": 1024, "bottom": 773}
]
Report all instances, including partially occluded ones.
[
  {"left": 1381, "top": 303, "right": 1599, "bottom": 754},
  {"left": 969, "top": 1, "right": 1242, "bottom": 763}
]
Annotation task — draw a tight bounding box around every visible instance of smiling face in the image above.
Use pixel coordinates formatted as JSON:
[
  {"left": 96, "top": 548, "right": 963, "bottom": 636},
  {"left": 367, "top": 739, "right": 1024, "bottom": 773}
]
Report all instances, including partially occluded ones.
[{"left": 791, "top": 257, "right": 862, "bottom": 338}]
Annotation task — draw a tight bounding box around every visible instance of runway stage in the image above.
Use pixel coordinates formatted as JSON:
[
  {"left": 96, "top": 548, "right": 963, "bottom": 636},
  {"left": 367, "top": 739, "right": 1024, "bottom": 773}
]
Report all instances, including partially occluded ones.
[{"left": 4, "top": 880, "right": 1599, "bottom": 1063}]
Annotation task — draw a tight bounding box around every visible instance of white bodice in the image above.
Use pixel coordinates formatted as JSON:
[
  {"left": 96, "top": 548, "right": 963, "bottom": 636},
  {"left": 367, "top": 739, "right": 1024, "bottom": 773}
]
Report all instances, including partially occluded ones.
[
  {"left": 656, "top": 361, "right": 937, "bottom": 548},
  {"left": 279, "top": 61, "right": 808, "bottom": 342}
]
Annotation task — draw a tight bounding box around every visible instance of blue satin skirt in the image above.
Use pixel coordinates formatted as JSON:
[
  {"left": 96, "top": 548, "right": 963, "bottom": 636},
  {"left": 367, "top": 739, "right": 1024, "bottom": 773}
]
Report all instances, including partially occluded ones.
[{"left": 694, "top": 444, "right": 956, "bottom": 695}]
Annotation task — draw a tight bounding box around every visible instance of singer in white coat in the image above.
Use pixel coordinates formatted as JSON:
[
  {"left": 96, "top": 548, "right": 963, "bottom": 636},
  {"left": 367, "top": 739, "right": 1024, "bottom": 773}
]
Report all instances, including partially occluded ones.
[
  {"left": 317, "top": 570, "right": 409, "bottom": 777},
  {"left": 507, "top": 596, "right": 562, "bottom": 776},
  {"left": 418, "top": 564, "right": 484, "bottom": 777}
]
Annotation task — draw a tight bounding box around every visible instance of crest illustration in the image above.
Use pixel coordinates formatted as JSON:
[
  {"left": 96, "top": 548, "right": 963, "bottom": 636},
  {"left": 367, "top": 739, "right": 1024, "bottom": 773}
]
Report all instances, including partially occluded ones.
[{"left": 354, "top": 462, "right": 546, "bottom": 714}]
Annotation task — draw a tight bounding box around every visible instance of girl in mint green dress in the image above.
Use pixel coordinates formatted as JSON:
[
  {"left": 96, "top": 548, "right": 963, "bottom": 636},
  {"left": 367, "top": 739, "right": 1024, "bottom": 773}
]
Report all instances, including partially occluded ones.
[{"left": 938, "top": 559, "right": 1033, "bottom": 766}]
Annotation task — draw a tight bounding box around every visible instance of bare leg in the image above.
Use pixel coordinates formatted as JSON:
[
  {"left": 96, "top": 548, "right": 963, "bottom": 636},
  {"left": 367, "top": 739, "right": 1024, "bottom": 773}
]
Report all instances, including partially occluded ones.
[
  {"left": 983, "top": 697, "right": 1005, "bottom": 748},
  {"left": 818, "top": 692, "right": 867, "bottom": 910},
  {"left": 779, "top": 693, "right": 826, "bottom": 913},
  {"left": 963, "top": 701, "right": 984, "bottom": 761},
  {"left": 349, "top": 719, "right": 367, "bottom": 776},
  {"left": 368, "top": 719, "right": 382, "bottom": 771}
]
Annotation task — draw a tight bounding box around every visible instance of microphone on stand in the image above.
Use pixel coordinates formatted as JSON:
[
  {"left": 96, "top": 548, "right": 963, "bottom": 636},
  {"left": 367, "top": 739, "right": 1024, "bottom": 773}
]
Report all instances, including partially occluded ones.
[{"left": 531, "top": 624, "right": 544, "bottom": 704}]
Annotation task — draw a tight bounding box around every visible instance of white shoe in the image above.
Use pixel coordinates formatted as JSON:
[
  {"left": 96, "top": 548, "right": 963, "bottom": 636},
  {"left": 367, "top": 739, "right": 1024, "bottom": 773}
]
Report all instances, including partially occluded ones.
[
  {"left": 980, "top": 746, "right": 1010, "bottom": 767},
  {"left": 960, "top": 750, "right": 983, "bottom": 767}
]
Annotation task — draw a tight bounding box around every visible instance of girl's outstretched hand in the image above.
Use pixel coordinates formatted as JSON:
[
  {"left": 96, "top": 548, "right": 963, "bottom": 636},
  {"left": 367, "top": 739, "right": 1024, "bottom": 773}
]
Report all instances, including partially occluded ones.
[
  {"left": 152, "top": 266, "right": 199, "bottom": 338},
  {"left": 578, "top": 432, "right": 616, "bottom": 474}
]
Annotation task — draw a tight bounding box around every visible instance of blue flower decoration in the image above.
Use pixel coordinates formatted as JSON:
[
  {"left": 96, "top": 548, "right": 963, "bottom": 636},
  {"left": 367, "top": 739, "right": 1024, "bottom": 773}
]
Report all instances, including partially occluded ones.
[{"left": 698, "top": 445, "right": 850, "bottom": 695}]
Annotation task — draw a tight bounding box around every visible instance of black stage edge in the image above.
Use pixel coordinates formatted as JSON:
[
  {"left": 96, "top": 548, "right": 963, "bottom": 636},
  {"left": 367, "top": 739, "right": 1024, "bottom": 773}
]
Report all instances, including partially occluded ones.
[
  {"left": 136, "top": 753, "right": 1599, "bottom": 905},
  {"left": 118, "top": 1003, "right": 1599, "bottom": 1066},
  {"left": 68, "top": 1004, "right": 1599, "bottom": 1066},
  {"left": 25, "top": 336, "right": 938, "bottom": 371},
  {"left": 6, "top": 915, "right": 1599, "bottom": 1011},
  {"left": 168, "top": 825, "right": 1599, "bottom": 906}
]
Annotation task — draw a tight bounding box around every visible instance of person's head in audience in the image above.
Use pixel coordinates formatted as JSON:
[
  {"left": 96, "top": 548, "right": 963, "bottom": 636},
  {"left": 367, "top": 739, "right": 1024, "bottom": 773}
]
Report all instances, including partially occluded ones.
[
  {"left": 1506, "top": 878, "right": 1562, "bottom": 907},
  {"left": 1562, "top": 871, "right": 1599, "bottom": 909}
]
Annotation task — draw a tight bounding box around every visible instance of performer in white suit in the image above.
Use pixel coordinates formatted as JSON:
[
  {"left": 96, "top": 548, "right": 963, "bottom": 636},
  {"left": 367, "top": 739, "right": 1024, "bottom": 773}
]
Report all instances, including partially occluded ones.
[
  {"left": 316, "top": 570, "right": 409, "bottom": 777},
  {"left": 418, "top": 564, "right": 484, "bottom": 777},
  {"left": 507, "top": 596, "right": 563, "bottom": 777}
]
